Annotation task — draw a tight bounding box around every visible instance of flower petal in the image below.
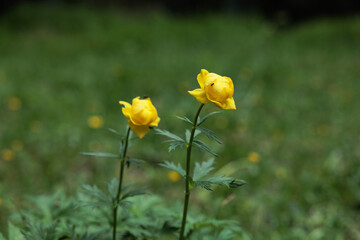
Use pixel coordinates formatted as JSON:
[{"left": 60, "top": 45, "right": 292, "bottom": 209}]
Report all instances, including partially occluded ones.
[
  {"left": 223, "top": 97, "right": 236, "bottom": 110},
  {"left": 128, "top": 121, "right": 150, "bottom": 139},
  {"left": 119, "top": 101, "right": 132, "bottom": 119},
  {"left": 150, "top": 116, "right": 161, "bottom": 127},
  {"left": 188, "top": 88, "right": 210, "bottom": 104},
  {"left": 209, "top": 97, "right": 236, "bottom": 110},
  {"left": 197, "top": 69, "right": 209, "bottom": 89}
]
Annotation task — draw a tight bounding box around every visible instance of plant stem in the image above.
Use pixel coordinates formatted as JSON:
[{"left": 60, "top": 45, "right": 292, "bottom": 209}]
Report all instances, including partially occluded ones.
[
  {"left": 179, "top": 103, "right": 204, "bottom": 240},
  {"left": 113, "top": 127, "right": 131, "bottom": 240}
]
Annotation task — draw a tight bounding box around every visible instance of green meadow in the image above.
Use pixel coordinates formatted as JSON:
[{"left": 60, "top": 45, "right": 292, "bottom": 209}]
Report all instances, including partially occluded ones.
[{"left": 0, "top": 3, "right": 359, "bottom": 239}]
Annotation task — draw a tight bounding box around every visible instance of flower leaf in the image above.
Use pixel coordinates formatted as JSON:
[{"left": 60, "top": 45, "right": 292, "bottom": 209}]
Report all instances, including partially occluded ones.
[
  {"left": 155, "top": 129, "right": 185, "bottom": 142},
  {"left": 193, "top": 158, "right": 216, "bottom": 181},
  {"left": 80, "top": 152, "right": 119, "bottom": 159},
  {"left": 197, "top": 111, "right": 221, "bottom": 126},
  {"left": 159, "top": 160, "right": 186, "bottom": 177},
  {"left": 197, "top": 127, "right": 222, "bottom": 144},
  {"left": 175, "top": 115, "right": 193, "bottom": 125},
  {"left": 192, "top": 139, "right": 219, "bottom": 157}
]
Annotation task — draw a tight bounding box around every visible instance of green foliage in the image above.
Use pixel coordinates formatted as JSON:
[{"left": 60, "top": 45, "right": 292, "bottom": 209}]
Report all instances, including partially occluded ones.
[
  {"left": 197, "top": 112, "right": 221, "bottom": 126},
  {"left": 192, "top": 139, "right": 219, "bottom": 157},
  {"left": 159, "top": 161, "right": 186, "bottom": 177},
  {"left": 79, "top": 152, "right": 119, "bottom": 159},
  {"left": 175, "top": 116, "right": 193, "bottom": 125},
  {"left": 193, "top": 159, "right": 246, "bottom": 191},
  {"left": 3, "top": 189, "right": 246, "bottom": 240},
  {"left": 155, "top": 129, "right": 186, "bottom": 152}
]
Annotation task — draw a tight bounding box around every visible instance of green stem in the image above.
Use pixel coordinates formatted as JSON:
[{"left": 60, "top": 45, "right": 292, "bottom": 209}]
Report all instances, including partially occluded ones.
[
  {"left": 179, "top": 104, "right": 204, "bottom": 240},
  {"left": 113, "top": 127, "right": 131, "bottom": 240}
]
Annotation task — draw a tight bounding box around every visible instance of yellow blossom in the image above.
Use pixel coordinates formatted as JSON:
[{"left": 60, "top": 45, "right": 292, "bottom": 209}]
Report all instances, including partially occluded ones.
[
  {"left": 119, "top": 96, "right": 160, "bottom": 139},
  {"left": 8, "top": 97, "right": 22, "bottom": 111},
  {"left": 188, "top": 69, "right": 236, "bottom": 110},
  {"left": 247, "top": 152, "right": 260, "bottom": 163},
  {"left": 168, "top": 171, "right": 181, "bottom": 182},
  {"left": 88, "top": 115, "right": 104, "bottom": 129},
  {"left": 1, "top": 149, "right": 15, "bottom": 161},
  {"left": 11, "top": 140, "right": 23, "bottom": 151}
]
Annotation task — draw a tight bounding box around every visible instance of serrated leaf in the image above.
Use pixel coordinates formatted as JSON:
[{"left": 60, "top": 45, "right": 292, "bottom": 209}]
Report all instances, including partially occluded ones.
[
  {"left": 125, "top": 157, "right": 145, "bottom": 168},
  {"left": 197, "top": 127, "right": 222, "bottom": 144},
  {"left": 80, "top": 152, "right": 119, "bottom": 159},
  {"left": 197, "top": 111, "right": 221, "bottom": 126},
  {"left": 193, "top": 158, "right": 215, "bottom": 181},
  {"left": 155, "top": 129, "right": 184, "bottom": 142},
  {"left": 192, "top": 140, "right": 219, "bottom": 157},
  {"left": 107, "top": 178, "right": 118, "bottom": 200},
  {"left": 80, "top": 184, "right": 110, "bottom": 204},
  {"left": 175, "top": 116, "right": 193, "bottom": 125},
  {"left": 121, "top": 188, "right": 146, "bottom": 200},
  {"left": 159, "top": 161, "right": 186, "bottom": 177},
  {"left": 167, "top": 140, "right": 186, "bottom": 152}
]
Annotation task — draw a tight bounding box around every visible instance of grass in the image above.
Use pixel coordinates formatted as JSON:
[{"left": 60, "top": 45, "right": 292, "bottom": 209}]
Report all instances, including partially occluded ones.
[{"left": 0, "top": 3, "right": 359, "bottom": 239}]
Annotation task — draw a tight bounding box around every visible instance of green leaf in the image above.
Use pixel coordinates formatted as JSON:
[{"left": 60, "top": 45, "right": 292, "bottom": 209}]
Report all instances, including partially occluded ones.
[
  {"left": 80, "top": 152, "right": 119, "bottom": 159},
  {"left": 159, "top": 161, "right": 186, "bottom": 177},
  {"left": 121, "top": 188, "right": 146, "bottom": 200},
  {"left": 192, "top": 140, "right": 219, "bottom": 157},
  {"left": 191, "top": 159, "right": 246, "bottom": 191},
  {"left": 197, "top": 111, "right": 221, "bottom": 126},
  {"left": 175, "top": 116, "right": 193, "bottom": 125},
  {"left": 108, "top": 128, "right": 123, "bottom": 136},
  {"left": 167, "top": 140, "right": 186, "bottom": 152},
  {"left": 8, "top": 222, "right": 25, "bottom": 240},
  {"left": 107, "top": 178, "right": 118, "bottom": 200},
  {"left": 80, "top": 184, "right": 111, "bottom": 206},
  {"left": 197, "top": 127, "right": 222, "bottom": 144},
  {"left": 155, "top": 129, "right": 184, "bottom": 142},
  {"left": 125, "top": 157, "right": 145, "bottom": 168},
  {"left": 166, "top": 140, "right": 186, "bottom": 152},
  {"left": 193, "top": 158, "right": 215, "bottom": 181}
]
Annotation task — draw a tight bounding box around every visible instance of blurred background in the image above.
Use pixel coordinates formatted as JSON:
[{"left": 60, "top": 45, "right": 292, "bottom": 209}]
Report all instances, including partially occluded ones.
[{"left": 0, "top": 0, "right": 360, "bottom": 239}]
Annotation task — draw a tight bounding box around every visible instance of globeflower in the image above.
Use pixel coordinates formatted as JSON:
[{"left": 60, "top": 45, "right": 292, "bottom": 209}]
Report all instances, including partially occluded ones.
[
  {"left": 119, "top": 96, "right": 160, "bottom": 138},
  {"left": 188, "top": 69, "right": 236, "bottom": 110}
]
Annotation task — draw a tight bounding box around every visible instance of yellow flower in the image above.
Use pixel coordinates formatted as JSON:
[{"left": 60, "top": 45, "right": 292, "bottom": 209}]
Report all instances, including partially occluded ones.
[
  {"left": 247, "top": 152, "right": 260, "bottom": 163},
  {"left": 1, "top": 149, "right": 15, "bottom": 161},
  {"left": 168, "top": 171, "right": 181, "bottom": 182},
  {"left": 119, "top": 96, "right": 160, "bottom": 139},
  {"left": 188, "top": 69, "right": 236, "bottom": 110},
  {"left": 88, "top": 115, "right": 104, "bottom": 129}
]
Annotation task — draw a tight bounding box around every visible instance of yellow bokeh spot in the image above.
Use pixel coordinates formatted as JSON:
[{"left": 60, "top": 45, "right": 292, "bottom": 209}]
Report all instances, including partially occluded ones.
[
  {"left": 0, "top": 197, "right": 2, "bottom": 206},
  {"left": 11, "top": 140, "right": 23, "bottom": 151},
  {"left": 8, "top": 97, "right": 22, "bottom": 111},
  {"left": 247, "top": 152, "right": 260, "bottom": 163},
  {"left": 316, "top": 124, "right": 329, "bottom": 137},
  {"left": 88, "top": 115, "right": 104, "bottom": 129},
  {"left": 30, "top": 121, "right": 42, "bottom": 133},
  {"left": 1, "top": 149, "right": 15, "bottom": 161},
  {"left": 168, "top": 171, "right": 181, "bottom": 182}
]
